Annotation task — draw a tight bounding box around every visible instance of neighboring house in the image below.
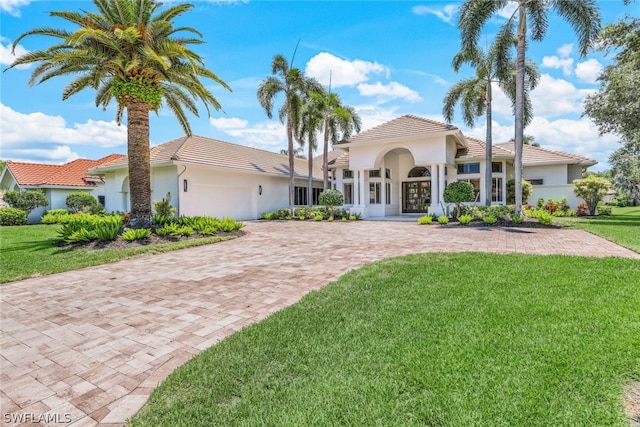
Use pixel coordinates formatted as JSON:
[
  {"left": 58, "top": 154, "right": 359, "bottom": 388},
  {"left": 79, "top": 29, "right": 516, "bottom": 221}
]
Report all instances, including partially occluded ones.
[
  {"left": 329, "top": 115, "right": 596, "bottom": 218},
  {"left": 89, "top": 136, "right": 324, "bottom": 220},
  {"left": 0, "top": 154, "right": 125, "bottom": 222}
]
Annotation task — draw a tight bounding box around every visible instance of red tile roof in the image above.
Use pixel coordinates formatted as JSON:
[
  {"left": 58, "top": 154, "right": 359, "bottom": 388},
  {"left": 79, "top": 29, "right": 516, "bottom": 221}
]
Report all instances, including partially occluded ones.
[{"left": 5, "top": 154, "right": 125, "bottom": 187}]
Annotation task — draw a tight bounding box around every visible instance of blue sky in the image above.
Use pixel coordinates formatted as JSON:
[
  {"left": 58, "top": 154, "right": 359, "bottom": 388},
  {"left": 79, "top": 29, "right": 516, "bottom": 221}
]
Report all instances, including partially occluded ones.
[{"left": 1, "top": 1, "right": 637, "bottom": 171}]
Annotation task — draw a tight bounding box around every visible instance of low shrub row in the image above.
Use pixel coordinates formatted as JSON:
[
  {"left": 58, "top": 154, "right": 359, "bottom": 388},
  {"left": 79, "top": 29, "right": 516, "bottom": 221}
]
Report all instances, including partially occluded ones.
[{"left": 262, "top": 207, "right": 361, "bottom": 221}]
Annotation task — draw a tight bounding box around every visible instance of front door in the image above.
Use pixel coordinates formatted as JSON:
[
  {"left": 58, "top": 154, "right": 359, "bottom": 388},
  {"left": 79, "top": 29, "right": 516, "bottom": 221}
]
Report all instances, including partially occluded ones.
[{"left": 403, "top": 181, "right": 431, "bottom": 213}]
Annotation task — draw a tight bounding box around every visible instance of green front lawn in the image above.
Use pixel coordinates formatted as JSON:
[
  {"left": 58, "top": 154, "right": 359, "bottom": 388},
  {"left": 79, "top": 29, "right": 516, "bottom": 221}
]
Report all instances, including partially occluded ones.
[
  {"left": 130, "top": 253, "right": 640, "bottom": 427},
  {"left": 555, "top": 206, "right": 640, "bottom": 252},
  {"left": 0, "top": 224, "right": 236, "bottom": 284}
]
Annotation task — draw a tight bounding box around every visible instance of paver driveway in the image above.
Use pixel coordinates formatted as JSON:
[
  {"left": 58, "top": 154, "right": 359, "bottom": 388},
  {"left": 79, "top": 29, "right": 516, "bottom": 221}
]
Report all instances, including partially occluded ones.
[{"left": 1, "top": 221, "right": 638, "bottom": 426}]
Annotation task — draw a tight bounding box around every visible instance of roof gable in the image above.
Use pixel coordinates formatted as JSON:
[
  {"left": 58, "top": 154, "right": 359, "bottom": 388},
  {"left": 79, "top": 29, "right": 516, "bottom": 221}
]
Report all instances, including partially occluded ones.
[{"left": 344, "top": 115, "right": 460, "bottom": 145}]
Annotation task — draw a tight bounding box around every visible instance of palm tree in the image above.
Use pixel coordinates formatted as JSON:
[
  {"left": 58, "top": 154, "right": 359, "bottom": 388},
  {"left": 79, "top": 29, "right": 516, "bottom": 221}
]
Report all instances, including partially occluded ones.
[
  {"left": 6, "top": 0, "right": 230, "bottom": 228},
  {"left": 458, "top": 0, "right": 600, "bottom": 215},
  {"left": 257, "top": 54, "right": 321, "bottom": 215},
  {"left": 297, "top": 92, "right": 325, "bottom": 206},
  {"left": 443, "top": 41, "right": 538, "bottom": 206},
  {"left": 317, "top": 90, "right": 362, "bottom": 190}
]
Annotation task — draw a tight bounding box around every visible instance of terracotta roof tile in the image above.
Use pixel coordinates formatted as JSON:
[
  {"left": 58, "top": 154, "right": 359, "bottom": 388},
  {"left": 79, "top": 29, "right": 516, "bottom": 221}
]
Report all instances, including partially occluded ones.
[
  {"left": 343, "top": 114, "right": 460, "bottom": 145},
  {"left": 94, "top": 136, "right": 323, "bottom": 179},
  {"left": 496, "top": 142, "right": 596, "bottom": 165},
  {"left": 5, "top": 154, "right": 125, "bottom": 187},
  {"left": 456, "top": 137, "right": 516, "bottom": 159}
]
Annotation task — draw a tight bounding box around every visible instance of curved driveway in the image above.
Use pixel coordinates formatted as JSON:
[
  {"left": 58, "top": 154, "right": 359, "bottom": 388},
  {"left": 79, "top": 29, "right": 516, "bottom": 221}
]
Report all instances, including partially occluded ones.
[{"left": 1, "top": 221, "right": 638, "bottom": 426}]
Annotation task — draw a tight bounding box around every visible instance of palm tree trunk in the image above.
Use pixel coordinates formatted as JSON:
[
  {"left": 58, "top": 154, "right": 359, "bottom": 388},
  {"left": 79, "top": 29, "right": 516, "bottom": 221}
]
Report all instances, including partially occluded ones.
[
  {"left": 323, "top": 119, "right": 330, "bottom": 190},
  {"left": 126, "top": 102, "right": 154, "bottom": 228},
  {"left": 514, "top": 5, "right": 527, "bottom": 216},
  {"left": 287, "top": 115, "right": 295, "bottom": 217},
  {"left": 308, "top": 139, "right": 313, "bottom": 207},
  {"left": 485, "top": 82, "right": 493, "bottom": 207}
]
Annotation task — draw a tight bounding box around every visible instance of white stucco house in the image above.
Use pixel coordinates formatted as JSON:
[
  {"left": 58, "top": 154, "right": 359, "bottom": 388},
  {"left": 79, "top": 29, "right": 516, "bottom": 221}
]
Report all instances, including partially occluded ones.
[
  {"left": 329, "top": 115, "right": 596, "bottom": 217},
  {"left": 89, "top": 115, "right": 596, "bottom": 220},
  {"left": 89, "top": 135, "right": 324, "bottom": 220},
  {"left": 0, "top": 155, "right": 125, "bottom": 223}
]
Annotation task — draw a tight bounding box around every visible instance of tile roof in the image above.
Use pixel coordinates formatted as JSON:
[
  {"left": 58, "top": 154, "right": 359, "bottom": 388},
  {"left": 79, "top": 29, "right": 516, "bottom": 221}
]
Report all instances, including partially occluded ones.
[
  {"left": 94, "top": 136, "right": 323, "bottom": 179},
  {"left": 495, "top": 142, "right": 597, "bottom": 166},
  {"left": 5, "top": 154, "right": 125, "bottom": 187},
  {"left": 343, "top": 114, "right": 460, "bottom": 145},
  {"left": 456, "top": 137, "right": 516, "bottom": 159}
]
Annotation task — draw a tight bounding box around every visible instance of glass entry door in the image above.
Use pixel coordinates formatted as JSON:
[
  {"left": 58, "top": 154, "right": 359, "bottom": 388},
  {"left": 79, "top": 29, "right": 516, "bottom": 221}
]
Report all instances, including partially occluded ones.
[{"left": 403, "top": 181, "right": 431, "bottom": 213}]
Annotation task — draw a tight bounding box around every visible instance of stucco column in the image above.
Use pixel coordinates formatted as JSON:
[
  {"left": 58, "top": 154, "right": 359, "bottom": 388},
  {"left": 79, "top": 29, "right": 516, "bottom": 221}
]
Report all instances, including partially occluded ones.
[
  {"left": 439, "top": 163, "right": 446, "bottom": 208},
  {"left": 430, "top": 163, "right": 439, "bottom": 207},
  {"left": 353, "top": 169, "right": 360, "bottom": 207},
  {"left": 359, "top": 169, "right": 367, "bottom": 208}
]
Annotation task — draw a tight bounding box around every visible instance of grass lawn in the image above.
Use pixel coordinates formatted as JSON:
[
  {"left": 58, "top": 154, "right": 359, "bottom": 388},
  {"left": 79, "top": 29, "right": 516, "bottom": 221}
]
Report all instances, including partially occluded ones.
[
  {"left": 0, "top": 224, "right": 236, "bottom": 284},
  {"left": 555, "top": 206, "right": 640, "bottom": 253},
  {"left": 130, "top": 253, "right": 640, "bottom": 427}
]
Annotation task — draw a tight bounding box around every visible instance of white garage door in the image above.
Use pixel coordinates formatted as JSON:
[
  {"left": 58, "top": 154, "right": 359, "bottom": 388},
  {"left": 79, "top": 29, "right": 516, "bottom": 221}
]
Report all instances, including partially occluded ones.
[{"left": 190, "top": 184, "right": 256, "bottom": 220}]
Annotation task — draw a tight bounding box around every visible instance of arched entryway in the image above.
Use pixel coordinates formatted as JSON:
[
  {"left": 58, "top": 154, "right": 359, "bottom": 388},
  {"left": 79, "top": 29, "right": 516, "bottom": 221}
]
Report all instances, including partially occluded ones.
[{"left": 403, "top": 166, "right": 432, "bottom": 213}]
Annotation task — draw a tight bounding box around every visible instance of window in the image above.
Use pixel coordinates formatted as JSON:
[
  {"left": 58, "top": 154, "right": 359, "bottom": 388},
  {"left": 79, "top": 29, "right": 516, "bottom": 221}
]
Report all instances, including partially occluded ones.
[
  {"left": 528, "top": 179, "right": 544, "bottom": 185},
  {"left": 492, "top": 178, "right": 503, "bottom": 202},
  {"left": 408, "top": 166, "right": 430, "bottom": 178},
  {"left": 457, "top": 163, "right": 480, "bottom": 174},
  {"left": 98, "top": 195, "right": 105, "bottom": 206},
  {"left": 343, "top": 169, "right": 353, "bottom": 179},
  {"left": 369, "top": 169, "right": 381, "bottom": 178},
  {"left": 312, "top": 188, "right": 322, "bottom": 205},
  {"left": 386, "top": 182, "right": 391, "bottom": 205},
  {"left": 385, "top": 168, "right": 391, "bottom": 179},
  {"left": 369, "top": 182, "right": 381, "bottom": 204},
  {"left": 294, "top": 186, "right": 307, "bottom": 205},
  {"left": 492, "top": 162, "right": 503, "bottom": 173},
  {"left": 343, "top": 183, "right": 353, "bottom": 204}
]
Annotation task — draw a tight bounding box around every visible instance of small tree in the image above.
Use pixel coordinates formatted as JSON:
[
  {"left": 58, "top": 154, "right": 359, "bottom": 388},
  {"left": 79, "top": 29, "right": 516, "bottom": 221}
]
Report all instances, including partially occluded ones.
[
  {"left": 318, "top": 189, "right": 344, "bottom": 216},
  {"left": 574, "top": 175, "right": 611, "bottom": 215},
  {"left": 66, "top": 191, "right": 98, "bottom": 213},
  {"left": 507, "top": 179, "right": 533, "bottom": 205},
  {"left": 153, "top": 192, "right": 177, "bottom": 218},
  {"left": 443, "top": 181, "right": 475, "bottom": 218},
  {"left": 3, "top": 189, "right": 48, "bottom": 216}
]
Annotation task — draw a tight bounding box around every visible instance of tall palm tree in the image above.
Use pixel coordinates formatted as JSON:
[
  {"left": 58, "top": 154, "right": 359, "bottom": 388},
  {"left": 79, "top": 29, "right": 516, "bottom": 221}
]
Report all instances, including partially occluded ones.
[
  {"left": 317, "top": 91, "right": 362, "bottom": 190},
  {"left": 257, "top": 54, "right": 321, "bottom": 215},
  {"left": 458, "top": 0, "right": 600, "bottom": 215},
  {"left": 297, "top": 92, "right": 325, "bottom": 206},
  {"left": 6, "top": 0, "right": 231, "bottom": 228},
  {"left": 443, "top": 42, "right": 538, "bottom": 206}
]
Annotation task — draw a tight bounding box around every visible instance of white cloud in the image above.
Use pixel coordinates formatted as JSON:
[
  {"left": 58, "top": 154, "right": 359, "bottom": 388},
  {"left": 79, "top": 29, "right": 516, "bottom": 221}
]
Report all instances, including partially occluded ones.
[
  {"left": 352, "top": 105, "right": 400, "bottom": 134},
  {"left": 575, "top": 59, "right": 603, "bottom": 84},
  {"left": 357, "top": 81, "right": 422, "bottom": 102},
  {"left": 465, "top": 120, "right": 516, "bottom": 145},
  {"left": 496, "top": 3, "right": 519, "bottom": 20},
  {"left": 210, "top": 116, "right": 286, "bottom": 149},
  {"left": 0, "top": 0, "right": 29, "bottom": 16},
  {"left": 541, "top": 55, "right": 574, "bottom": 76},
  {"left": 0, "top": 103, "right": 127, "bottom": 148},
  {"left": 0, "top": 37, "right": 29, "bottom": 69},
  {"left": 412, "top": 4, "right": 458, "bottom": 24},
  {"left": 305, "top": 52, "right": 388, "bottom": 87},
  {"left": 6, "top": 146, "right": 80, "bottom": 164},
  {"left": 530, "top": 74, "right": 595, "bottom": 118},
  {"left": 556, "top": 43, "right": 574, "bottom": 58}
]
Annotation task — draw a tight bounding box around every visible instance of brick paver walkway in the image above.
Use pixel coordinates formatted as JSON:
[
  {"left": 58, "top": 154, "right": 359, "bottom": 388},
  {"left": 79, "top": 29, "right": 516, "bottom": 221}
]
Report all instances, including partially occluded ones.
[{"left": 1, "top": 221, "right": 638, "bottom": 426}]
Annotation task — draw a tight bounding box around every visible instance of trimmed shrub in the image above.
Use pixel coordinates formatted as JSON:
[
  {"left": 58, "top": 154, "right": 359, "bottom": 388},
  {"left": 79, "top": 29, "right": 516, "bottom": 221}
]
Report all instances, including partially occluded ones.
[
  {"left": 418, "top": 215, "right": 433, "bottom": 225},
  {"left": 443, "top": 181, "right": 475, "bottom": 218},
  {"left": 66, "top": 191, "right": 98, "bottom": 213},
  {"left": 41, "top": 209, "right": 70, "bottom": 224},
  {"left": 573, "top": 175, "right": 611, "bottom": 215},
  {"left": 483, "top": 215, "right": 497, "bottom": 225},
  {"left": 218, "top": 217, "right": 244, "bottom": 232},
  {"left": 0, "top": 207, "right": 28, "bottom": 226},
  {"left": 458, "top": 214, "right": 472, "bottom": 225},
  {"left": 3, "top": 189, "right": 48, "bottom": 216},
  {"left": 507, "top": 179, "right": 533, "bottom": 204},
  {"left": 537, "top": 211, "right": 554, "bottom": 226},
  {"left": 314, "top": 214, "right": 323, "bottom": 221},
  {"left": 437, "top": 215, "right": 449, "bottom": 224},
  {"left": 318, "top": 189, "right": 344, "bottom": 214}
]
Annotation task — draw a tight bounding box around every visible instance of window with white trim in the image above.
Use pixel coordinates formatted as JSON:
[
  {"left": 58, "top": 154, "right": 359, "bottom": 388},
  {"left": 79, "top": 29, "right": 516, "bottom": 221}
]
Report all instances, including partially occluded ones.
[{"left": 369, "top": 182, "right": 381, "bottom": 204}]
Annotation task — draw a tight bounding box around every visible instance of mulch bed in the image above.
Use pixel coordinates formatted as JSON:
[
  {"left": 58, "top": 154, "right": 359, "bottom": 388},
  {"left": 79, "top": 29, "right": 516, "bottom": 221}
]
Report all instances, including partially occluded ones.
[
  {"left": 59, "top": 230, "right": 246, "bottom": 250},
  {"left": 439, "top": 217, "right": 562, "bottom": 229}
]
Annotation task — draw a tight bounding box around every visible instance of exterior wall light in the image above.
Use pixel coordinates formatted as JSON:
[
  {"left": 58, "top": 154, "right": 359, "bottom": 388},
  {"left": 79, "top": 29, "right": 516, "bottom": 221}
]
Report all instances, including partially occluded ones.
[
  {"left": 183, "top": 179, "right": 188, "bottom": 192},
  {"left": 258, "top": 185, "right": 263, "bottom": 195}
]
